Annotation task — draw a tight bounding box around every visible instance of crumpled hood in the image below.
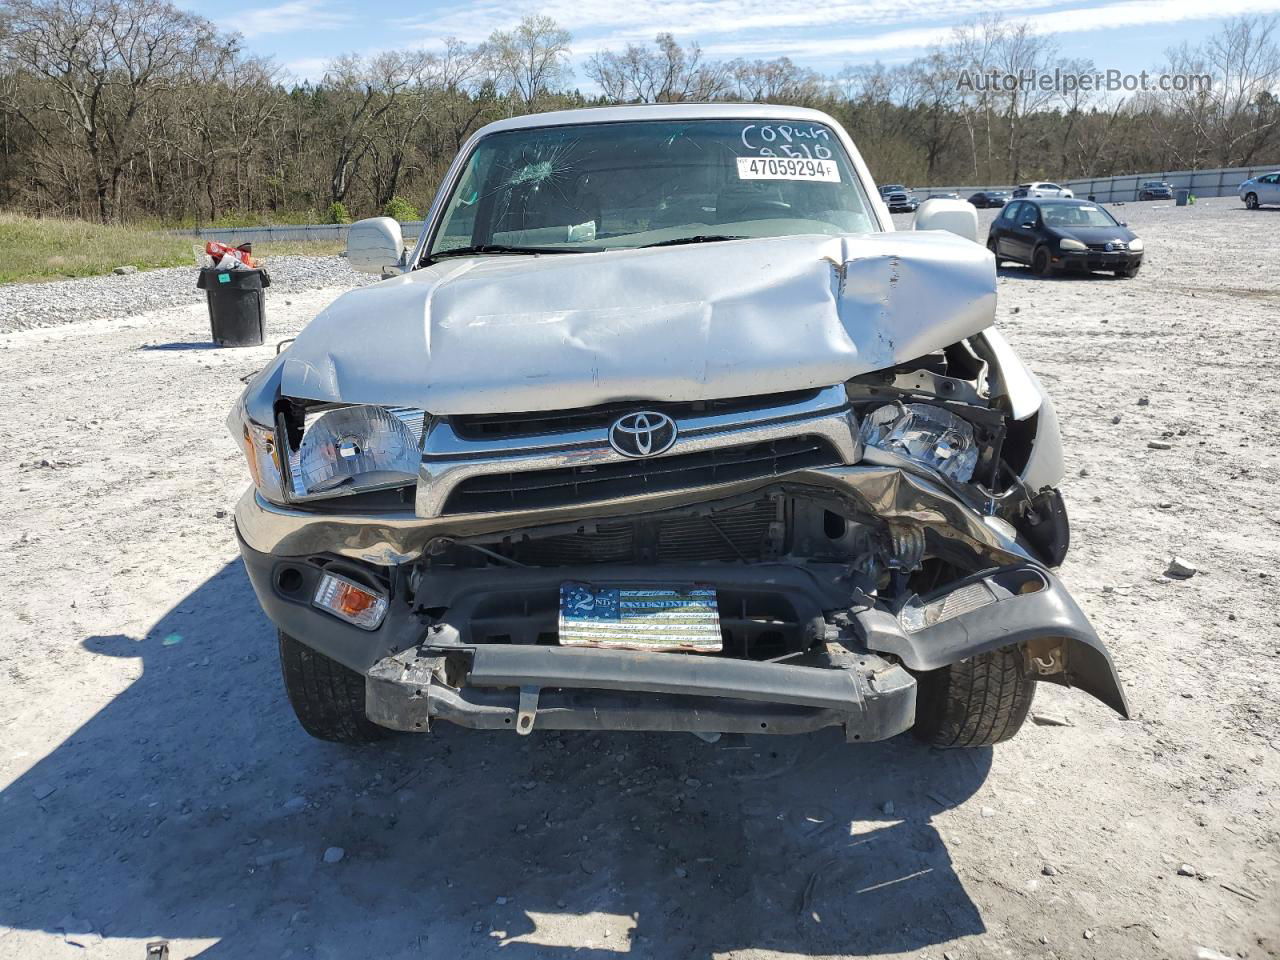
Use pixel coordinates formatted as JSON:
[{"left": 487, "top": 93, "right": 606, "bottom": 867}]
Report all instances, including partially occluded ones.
[{"left": 281, "top": 231, "right": 995, "bottom": 415}]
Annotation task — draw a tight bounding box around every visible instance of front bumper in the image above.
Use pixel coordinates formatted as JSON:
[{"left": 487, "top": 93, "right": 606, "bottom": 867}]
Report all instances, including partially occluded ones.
[
  {"left": 1053, "top": 251, "right": 1143, "bottom": 272},
  {"left": 237, "top": 522, "right": 1129, "bottom": 737},
  {"left": 366, "top": 644, "right": 917, "bottom": 740}
]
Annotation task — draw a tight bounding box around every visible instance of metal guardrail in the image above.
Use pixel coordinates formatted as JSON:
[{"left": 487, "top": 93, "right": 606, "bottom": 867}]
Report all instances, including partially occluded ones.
[
  {"left": 183, "top": 221, "right": 425, "bottom": 244},
  {"left": 905, "top": 162, "right": 1279, "bottom": 204}
]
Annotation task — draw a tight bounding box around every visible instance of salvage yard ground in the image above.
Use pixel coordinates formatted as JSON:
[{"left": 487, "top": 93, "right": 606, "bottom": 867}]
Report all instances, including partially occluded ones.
[{"left": 0, "top": 197, "right": 1276, "bottom": 959}]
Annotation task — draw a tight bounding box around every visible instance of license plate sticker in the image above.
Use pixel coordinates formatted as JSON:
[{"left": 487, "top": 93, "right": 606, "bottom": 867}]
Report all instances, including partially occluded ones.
[
  {"left": 736, "top": 156, "right": 840, "bottom": 182},
  {"left": 559, "top": 582, "right": 722, "bottom": 652}
]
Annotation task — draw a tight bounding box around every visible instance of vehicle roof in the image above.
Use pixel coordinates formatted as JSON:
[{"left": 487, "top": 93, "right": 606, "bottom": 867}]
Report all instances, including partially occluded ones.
[
  {"left": 471, "top": 102, "right": 844, "bottom": 137},
  {"left": 1022, "top": 197, "right": 1099, "bottom": 206}
]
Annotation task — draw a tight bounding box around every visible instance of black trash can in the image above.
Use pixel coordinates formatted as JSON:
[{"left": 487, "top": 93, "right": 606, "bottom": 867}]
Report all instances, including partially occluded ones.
[{"left": 197, "top": 268, "right": 270, "bottom": 347}]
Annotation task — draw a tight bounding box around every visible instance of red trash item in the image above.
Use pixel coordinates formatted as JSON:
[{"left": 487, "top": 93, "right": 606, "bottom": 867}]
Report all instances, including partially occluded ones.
[{"left": 205, "top": 241, "right": 258, "bottom": 269}]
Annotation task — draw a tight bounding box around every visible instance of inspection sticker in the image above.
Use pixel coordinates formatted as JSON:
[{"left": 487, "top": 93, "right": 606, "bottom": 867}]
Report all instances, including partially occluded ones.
[{"left": 736, "top": 156, "right": 840, "bottom": 182}]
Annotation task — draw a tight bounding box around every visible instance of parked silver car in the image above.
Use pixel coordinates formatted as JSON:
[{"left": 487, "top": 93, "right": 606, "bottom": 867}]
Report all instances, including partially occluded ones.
[
  {"left": 229, "top": 104, "right": 1127, "bottom": 749},
  {"left": 1012, "top": 181, "right": 1074, "bottom": 199},
  {"left": 1239, "top": 172, "right": 1280, "bottom": 209}
]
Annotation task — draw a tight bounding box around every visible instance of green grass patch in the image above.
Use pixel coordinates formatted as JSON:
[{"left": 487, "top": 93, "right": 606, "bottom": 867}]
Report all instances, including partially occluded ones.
[
  {"left": 0, "top": 213, "right": 344, "bottom": 284},
  {"left": 0, "top": 213, "right": 194, "bottom": 283}
]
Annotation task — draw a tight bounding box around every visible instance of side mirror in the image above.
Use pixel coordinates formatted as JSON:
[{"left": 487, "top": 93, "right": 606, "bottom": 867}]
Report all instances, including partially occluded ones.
[
  {"left": 912, "top": 198, "right": 980, "bottom": 243},
  {"left": 346, "top": 217, "right": 406, "bottom": 276}
]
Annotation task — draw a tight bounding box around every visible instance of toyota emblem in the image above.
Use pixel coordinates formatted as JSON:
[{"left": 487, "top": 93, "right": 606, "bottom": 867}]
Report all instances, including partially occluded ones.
[{"left": 608, "top": 411, "right": 678, "bottom": 458}]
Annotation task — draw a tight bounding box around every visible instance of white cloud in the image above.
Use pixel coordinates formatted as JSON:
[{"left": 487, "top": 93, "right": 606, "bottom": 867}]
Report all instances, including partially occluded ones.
[
  {"left": 233, "top": 0, "right": 351, "bottom": 37},
  {"left": 698, "top": 0, "right": 1280, "bottom": 60},
  {"left": 282, "top": 56, "right": 331, "bottom": 81}
]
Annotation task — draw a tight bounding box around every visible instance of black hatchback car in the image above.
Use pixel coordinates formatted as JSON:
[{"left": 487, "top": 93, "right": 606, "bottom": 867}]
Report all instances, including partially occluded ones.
[
  {"left": 968, "top": 190, "right": 1010, "bottom": 208},
  {"left": 987, "top": 198, "right": 1144, "bottom": 278}
]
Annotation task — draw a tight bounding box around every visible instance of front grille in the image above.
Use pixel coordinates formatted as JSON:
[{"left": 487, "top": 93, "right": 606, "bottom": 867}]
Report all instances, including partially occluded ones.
[
  {"left": 1086, "top": 241, "right": 1127, "bottom": 251},
  {"left": 507, "top": 499, "right": 780, "bottom": 565},
  {"left": 449, "top": 390, "right": 821, "bottom": 441},
  {"left": 442, "top": 436, "right": 839, "bottom": 514}
]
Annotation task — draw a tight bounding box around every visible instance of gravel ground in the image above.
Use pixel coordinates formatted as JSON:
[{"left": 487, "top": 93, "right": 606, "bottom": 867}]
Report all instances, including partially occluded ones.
[
  {"left": 0, "top": 255, "right": 376, "bottom": 332},
  {"left": 0, "top": 197, "right": 1277, "bottom": 959}
]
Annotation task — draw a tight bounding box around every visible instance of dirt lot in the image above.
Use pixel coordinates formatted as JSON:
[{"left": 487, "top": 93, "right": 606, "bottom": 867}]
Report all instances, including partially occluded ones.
[{"left": 0, "top": 197, "right": 1277, "bottom": 959}]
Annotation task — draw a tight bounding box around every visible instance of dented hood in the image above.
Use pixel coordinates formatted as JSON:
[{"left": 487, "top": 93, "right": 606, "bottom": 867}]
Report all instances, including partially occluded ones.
[{"left": 281, "top": 231, "right": 995, "bottom": 415}]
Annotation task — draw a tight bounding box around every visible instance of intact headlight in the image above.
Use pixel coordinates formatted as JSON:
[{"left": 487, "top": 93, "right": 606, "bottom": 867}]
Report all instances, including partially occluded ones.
[
  {"left": 291, "top": 404, "right": 426, "bottom": 499},
  {"left": 1059, "top": 237, "right": 1087, "bottom": 251},
  {"left": 859, "top": 402, "right": 978, "bottom": 483},
  {"left": 1128, "top": 237, "right": 1144, "bottom": 252}
]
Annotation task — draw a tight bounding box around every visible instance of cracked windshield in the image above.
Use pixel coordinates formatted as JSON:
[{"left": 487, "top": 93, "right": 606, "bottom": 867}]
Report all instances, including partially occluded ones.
[{"left": 429, "top": 119, "right": 876, "bottom": 258}]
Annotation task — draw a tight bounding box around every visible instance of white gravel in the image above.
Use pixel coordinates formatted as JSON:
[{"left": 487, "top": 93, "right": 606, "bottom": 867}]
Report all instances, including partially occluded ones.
[
  {"left": 0, "top": 197, "right": 1276, "bottom": 958},
  {"left": 0, "top": 255, "right": 376, "bottom": 333}
]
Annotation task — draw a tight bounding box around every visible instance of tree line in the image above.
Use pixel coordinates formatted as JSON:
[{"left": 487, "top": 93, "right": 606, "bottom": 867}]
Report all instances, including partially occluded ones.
[{"left": 1, "top": 0, "right": 1277, "bottom": 224}]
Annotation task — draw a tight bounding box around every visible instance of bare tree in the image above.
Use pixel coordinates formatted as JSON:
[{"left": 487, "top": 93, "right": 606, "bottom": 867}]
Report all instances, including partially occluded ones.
[
  {"left": 482, "top": 15, "right": 571, "bottom": 108},
  {"left": 1162, "top": 16, "right": 1280, "bottom": 166},
  {"left": 587, "top": 33, "right": 727, "bottom": 103},
  {"left": 990, "top": 21, "right": 1059, "bottom": 182},
  {"left": 1, "top": 0, "right": 220, "bottom": 221},
  {"left": 727, "top": 56, "right": 823, "bottom": 104},
  {"left": 322, "top": 50, "right": 431, "bottom": 205}
]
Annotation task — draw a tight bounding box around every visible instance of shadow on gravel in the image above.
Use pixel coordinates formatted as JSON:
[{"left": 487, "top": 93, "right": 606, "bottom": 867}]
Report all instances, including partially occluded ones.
[
  {"left": 997, "top": 267, "right": 1130, "bottom": 283},
  {"left": 0, "top": 561, "right": 990, "bottom": 958},
  {"left": 138, "top": 341, "right": 223, "bottom": 351}
]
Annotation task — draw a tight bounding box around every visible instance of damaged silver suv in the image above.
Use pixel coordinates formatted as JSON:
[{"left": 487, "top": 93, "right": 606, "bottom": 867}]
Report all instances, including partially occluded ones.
[{"left": 229, "top": 104, "right": 1128, "bottom": 746}]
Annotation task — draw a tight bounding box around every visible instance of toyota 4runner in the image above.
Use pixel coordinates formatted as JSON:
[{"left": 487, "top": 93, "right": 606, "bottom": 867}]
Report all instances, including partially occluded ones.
[{"left": 230, "top": 104, "right": 1128, "bottom": 746}]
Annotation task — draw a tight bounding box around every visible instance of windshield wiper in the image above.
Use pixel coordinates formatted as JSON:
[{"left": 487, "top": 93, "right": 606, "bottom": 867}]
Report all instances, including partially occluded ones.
[
  {"left": 640, "top": 235, "right": 747, "bottom": 248},
  {"left": 427, "top": 243, "right": 599, "bottom": 263}
]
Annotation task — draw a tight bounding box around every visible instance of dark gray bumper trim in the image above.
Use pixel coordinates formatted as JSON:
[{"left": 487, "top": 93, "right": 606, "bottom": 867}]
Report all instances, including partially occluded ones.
[
  {"left": 856, "top": 563, "right": 1130, "bottom": 719},
  {"left": 465, "top": 645, "right": 864, "bottom": 711},
  {"left": 366, "top": 646, "right": 918, "bottom": 740}
]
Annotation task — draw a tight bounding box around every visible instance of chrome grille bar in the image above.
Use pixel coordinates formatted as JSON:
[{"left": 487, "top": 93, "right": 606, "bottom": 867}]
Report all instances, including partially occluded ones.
[{"left": 415, "top": 385, "right": 860, "bottom": 518}]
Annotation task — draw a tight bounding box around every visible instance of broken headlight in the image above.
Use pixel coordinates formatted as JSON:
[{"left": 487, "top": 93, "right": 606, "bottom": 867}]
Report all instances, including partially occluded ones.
[
  {"left": 859, "top": 402, "right": 978, "bottom": 483},
  {"left": 291, "top": 404, "right": 426, "bottom": 499}
]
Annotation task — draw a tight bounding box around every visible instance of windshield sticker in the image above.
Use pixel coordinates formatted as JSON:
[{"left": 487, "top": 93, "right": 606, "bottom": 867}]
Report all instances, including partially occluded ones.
[
  {"left": 736, "top": 156, "right": 840, "bottom": 182},
  {"left": 740, "top": 124, "right": 834, "bottom": 159}
]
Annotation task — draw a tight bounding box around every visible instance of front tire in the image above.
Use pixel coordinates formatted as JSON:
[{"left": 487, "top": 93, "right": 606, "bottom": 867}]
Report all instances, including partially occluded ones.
[
  {"left": 913, "top": 646, "right": 1036, "bottom": 748},
  {"left": 1031, "top": 246, "right": 1053, "bottom": 277},
  {"left": 278, "top": 631, "right": 390, "bottom": 743},
  {"left": 1116, "top": 264, "right": 1141, "bottom": 279},
  {"left": 986, "top": 238, "right": 1003, "bottom": 266},
  {"left": 1245, "top": 192, "right": 1260, "bottom": 209}
]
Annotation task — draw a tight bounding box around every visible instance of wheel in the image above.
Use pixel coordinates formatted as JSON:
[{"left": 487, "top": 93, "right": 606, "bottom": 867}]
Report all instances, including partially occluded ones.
[
  {"left": 1115, "top": 264, "right": 1141, "bottom": 279},
  {"left": 1244, "top": 192, "right": 1259, "bottom": 209},
  {"left": 1031, "top": 246, "right": 1053, "bottom": 277},
  {"left": 912, "top": 646, "right": 1036, "bottom": 747},
  {"left": 986, "top": 238, "right": 1003, "bottom": 266},
  {"left": 278, "top": 630, "right": 390, "bottom": 743}
]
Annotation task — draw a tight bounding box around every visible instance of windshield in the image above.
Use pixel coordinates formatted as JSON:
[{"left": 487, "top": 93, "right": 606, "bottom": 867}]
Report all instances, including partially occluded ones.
[
  {"left": 1040, "top": 202, "right": 1120, "bottom": 228},
  {"left": 427, "top": 119, "right": 877, "bottom": 258}
]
